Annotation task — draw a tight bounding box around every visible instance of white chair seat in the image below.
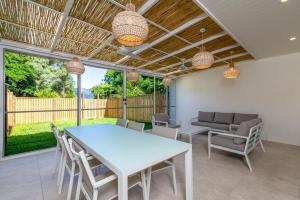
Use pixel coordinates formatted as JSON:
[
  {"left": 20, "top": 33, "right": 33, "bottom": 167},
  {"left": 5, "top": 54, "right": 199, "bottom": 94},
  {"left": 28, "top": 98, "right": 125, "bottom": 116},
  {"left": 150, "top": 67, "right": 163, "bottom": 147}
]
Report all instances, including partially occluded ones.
[{"left": 83, "top": 174, "right": 141, "bottom": 200}]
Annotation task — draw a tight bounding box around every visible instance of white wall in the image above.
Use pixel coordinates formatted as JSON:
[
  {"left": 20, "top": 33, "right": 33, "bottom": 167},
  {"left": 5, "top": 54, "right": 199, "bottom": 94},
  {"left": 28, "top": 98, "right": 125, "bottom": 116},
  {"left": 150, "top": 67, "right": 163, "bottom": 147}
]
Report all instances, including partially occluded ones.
[{"left": 176, "top": 52, "right": 300, "bottom": 146}]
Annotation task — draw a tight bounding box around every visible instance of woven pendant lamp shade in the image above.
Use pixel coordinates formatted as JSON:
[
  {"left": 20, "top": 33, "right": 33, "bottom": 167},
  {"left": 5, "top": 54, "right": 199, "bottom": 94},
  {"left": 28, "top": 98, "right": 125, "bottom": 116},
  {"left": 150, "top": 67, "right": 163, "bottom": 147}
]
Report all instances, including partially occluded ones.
[
  {"left": 163, "top": 76, "right": 172, "bottom": 87},
  {"left": 112, "top": 3, "right": 148, "bottom": 47},
  {"left": 224, "top": 62, "right": 240, "bottom": 79},
  {"left": 192, "top": 46, "right": 214, "bottom": 70},
  {"left": 65, "top": 57, "right": 85, "bottom": 75},
  {"left": 127, "top": 70, "right": 139, "bottom": 82}
]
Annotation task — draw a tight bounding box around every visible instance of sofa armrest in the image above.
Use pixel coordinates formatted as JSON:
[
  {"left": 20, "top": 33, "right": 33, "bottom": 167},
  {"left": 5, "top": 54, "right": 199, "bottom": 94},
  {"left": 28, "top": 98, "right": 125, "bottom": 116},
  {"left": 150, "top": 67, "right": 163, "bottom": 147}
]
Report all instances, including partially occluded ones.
[
  {"left": 229, "top": 124, "right": 240, "bottom": 132},
  {"left": 190, "top": 116, "right": 198, "bottom": 123},
  {"left": 209, "top": 130, "right": 248, "bottom": 139}
]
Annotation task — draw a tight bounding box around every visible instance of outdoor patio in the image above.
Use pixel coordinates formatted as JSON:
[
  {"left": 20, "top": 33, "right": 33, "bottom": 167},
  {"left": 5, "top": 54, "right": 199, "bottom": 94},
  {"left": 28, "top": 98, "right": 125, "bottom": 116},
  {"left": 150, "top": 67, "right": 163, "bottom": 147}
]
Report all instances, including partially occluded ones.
[{"left": 1, "top": 134, "right": 299, "bottom": 200}]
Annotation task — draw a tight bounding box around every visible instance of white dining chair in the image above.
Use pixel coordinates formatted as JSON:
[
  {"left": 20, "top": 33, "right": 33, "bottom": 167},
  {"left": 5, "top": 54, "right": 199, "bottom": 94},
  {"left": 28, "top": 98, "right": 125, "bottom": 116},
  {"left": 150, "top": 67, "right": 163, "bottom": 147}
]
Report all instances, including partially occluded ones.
[
  {"left": 50, "top": 124, "right": 65, "bottom": 186},
  {"left": 116, "top": 118, "right": 128, "bottom": 127},
  {"left": 69, "top": 138, "right": 148, "bottom": 200},
  {"left": 127, "top": 121, "right": 145, "bottom": 132},
  {"left": 147, "top": 125, "right": 179, "bottom": 198},
  {"left": 59, "top": 134, "right": 102, "bottom": 200}
]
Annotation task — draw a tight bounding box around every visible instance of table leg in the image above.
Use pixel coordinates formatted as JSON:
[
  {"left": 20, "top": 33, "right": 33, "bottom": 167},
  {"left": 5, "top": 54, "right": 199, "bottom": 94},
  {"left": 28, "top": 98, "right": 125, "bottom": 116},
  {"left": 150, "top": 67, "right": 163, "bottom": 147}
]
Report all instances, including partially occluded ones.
[
  {"left": 189, "top": 135, "right": 192, "bottom": 143},
  {"left": 185, "top": 148, "right": 193, "bottom": 200},
  {"left": 118, "top": 174, "right": 128, "bottom": 200}
]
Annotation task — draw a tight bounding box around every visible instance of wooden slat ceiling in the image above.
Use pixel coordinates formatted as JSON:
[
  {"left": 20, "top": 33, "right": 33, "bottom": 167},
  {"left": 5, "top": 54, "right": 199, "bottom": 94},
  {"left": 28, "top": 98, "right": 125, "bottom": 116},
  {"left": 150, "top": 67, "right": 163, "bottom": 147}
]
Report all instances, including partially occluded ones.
[{"left": 0, "top": 0, "right": 254, "bottom": 77}]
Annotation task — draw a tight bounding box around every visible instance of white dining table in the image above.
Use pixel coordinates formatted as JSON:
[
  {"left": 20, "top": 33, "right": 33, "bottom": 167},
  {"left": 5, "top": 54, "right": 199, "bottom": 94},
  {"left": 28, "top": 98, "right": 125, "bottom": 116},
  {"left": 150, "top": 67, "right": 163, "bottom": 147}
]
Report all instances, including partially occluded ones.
[{"left": 65, "top": 124, "right": 193, "bottom": 200}]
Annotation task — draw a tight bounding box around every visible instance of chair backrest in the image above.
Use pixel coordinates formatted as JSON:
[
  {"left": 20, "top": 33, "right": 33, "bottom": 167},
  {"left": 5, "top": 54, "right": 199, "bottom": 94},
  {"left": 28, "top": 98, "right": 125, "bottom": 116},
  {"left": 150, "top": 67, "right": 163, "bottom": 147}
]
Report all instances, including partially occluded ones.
[
  {"left": 51, "top": 124, "right": 63, "bottom": 148},
  {"left": 68, "top": 138, "right": 96, "bottom": 191},
  {"left": 245, "top": 121, "right": 263, "bottom": 153},
  {"left": 127, "top": 121, "right": 145, "bottom": 132},
  {"left": 151, "top": 125, "right": 178, "bottom": 140},
  {"left": 153, "top": 113, "right": 169, "bottom": 122},
  {"left": 61, "top": 134, "right": 76, "bottom": 165},
  {"left": 116, "top": 118, "right": 128, "bottom": 127}
]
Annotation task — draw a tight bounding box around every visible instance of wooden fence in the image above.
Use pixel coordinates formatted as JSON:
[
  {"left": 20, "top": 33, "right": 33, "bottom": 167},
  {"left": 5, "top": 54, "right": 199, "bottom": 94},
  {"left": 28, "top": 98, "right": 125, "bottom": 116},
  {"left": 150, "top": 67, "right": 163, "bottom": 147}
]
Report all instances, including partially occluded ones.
[{"left": 7, "top": 92, "right": 166, "bottom": 127}]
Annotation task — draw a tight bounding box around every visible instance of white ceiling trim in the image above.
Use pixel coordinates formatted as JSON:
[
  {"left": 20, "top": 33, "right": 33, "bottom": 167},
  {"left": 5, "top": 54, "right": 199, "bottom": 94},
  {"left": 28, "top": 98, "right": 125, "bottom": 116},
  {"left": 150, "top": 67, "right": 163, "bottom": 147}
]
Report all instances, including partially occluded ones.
[
  {"left": 167, "top": 52, "right": 248, "bottom": 75},
  {"left": 192, "top": 0, "right": 257, "bottom": 59},
  {"left": 138, "top": 32, "right": 227, "bottom": 69},
  {"left": 50, "top": 0, "right": 74, "bottom": 51},
  {"left": 138, "top": 0, "right": 159, "bottom": 15},
  {"left": 0, "top": 39, "right": 171, "bottom": 78},
  {"left": 155, "top": 44, "right": 240, "bottom": 72},
  {"left": 115, "top": 14, "right": 208, "bottom": 64}
]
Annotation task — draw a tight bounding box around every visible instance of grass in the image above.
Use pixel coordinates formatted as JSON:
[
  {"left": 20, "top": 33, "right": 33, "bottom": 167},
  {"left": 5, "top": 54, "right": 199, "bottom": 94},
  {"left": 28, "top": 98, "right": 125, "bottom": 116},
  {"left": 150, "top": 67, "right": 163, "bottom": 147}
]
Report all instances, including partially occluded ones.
[{"left": 5, "top": 118, "right": 152, "bottom": 156}]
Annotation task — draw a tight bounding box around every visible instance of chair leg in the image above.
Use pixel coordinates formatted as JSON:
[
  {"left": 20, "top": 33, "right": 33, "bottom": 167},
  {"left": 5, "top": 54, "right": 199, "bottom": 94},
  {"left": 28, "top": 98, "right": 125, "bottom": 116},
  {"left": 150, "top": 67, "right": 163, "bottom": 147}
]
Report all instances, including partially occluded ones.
[
  {"left": 58, "top": 158, "right": 66, "bottom": 194},
  {"left": 57, "top": 151, "right": 64, "bottom": 186},
  {"left": 208, "top": 144, "right": 211, "bottom": 160},
  {"left": 146, "top": 167, "right": 152, "bottom": 200},
  {"left": 67, "top": 165, "right": 75, "bottom": 200},
  {"left": 92, "top": 190, "right": 98, "bottom": 200},
  {"left": 75, "top": 172, "right": 82, "bottom": 200},
  {"left": 171, "top": 164, "right": 177, "bottom": 195},
  {"left": 53, "top": 146, "right": 59, "bottom": 174},
  {"left": 259, "top": 140, "right": 266, "bottom": 152},
  {"left": 244, "top": 154, "right": 253, "bottom": 172},
  {"left": 141, "top": 171, "right": 148, "bottom": 200}
]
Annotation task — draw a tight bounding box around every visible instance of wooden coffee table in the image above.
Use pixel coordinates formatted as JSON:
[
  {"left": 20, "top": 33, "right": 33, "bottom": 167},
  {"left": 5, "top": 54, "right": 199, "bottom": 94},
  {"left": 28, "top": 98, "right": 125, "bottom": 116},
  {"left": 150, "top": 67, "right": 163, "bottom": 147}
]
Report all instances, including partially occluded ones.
[{"left": 178, "top": 126, "right": 211, "bottom": 143}]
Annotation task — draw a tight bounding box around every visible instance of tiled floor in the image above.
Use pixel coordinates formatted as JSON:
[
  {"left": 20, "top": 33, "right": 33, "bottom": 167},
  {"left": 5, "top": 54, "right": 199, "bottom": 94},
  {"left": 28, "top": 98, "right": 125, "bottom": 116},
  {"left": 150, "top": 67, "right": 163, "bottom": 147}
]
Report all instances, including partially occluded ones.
[{"left": 0, "top": 134, "right": 300, "bottom": 200}]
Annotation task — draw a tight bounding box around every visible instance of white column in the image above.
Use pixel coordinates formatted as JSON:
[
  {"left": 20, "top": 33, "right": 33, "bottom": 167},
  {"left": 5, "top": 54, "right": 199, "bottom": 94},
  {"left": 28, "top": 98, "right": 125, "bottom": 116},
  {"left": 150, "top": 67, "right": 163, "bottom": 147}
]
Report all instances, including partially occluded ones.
[
  {"left": 123, "top": 70, "right": 127, "bottom": 120},
  {"left": 0, "top": 46, "right": 4, "bottom": 159},
  {"left": 77, "top": 74, "right": 81, "bottom": 126},
  {"left": 153, "top": 76, "right": 156, "bottom": 114},
  {"left": 165, "top": 86, "right": 169, "bottom": 114}
]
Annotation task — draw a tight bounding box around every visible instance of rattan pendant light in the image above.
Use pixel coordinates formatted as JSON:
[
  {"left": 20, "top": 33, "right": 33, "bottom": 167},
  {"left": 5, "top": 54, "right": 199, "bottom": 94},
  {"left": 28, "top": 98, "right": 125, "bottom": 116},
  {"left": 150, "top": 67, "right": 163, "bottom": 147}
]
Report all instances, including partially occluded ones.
[
  {"left": 127, "top": 69, "right": 139, "bottom": 82},
  {"left": 224, "top": 52, "right": 240, "bottom": 79},
  {"left": 112, "top": 2, "right": 148, "bottom": 47},
  {"left": 65, "top": 57, "right": 85, "bottom": 75},
  {"left": 192, "top": 28, "right": 214, "bottom": 69},
  {"left": 163, "top": 76, "right": 172, "bottom": 87}
]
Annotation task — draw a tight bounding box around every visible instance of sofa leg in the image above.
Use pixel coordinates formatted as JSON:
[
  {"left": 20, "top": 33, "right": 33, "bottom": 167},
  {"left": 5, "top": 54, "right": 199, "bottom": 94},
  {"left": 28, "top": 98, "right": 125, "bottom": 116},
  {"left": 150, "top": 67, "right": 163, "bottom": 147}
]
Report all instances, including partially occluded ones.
[
  {"left": 259, "top": 140, "right": 266, "bottom": 152},
  {"left": 245, "top": 154, "right": 253, "bottom": 172}
]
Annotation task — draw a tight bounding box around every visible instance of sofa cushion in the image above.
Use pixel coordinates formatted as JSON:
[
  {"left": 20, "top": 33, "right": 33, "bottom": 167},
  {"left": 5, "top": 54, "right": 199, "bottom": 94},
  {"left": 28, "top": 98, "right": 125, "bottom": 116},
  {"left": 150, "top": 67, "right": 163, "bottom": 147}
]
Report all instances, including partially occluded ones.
[
  {"left": 211, "top": 135, "right": 245, "bottom": 152},
  {"left": 198, "top": 111, "right": 214, "bottom": 122},
  {"left": 234, "top": 118, "right": 262, "bottom": 144},
  {"left": 191, "top": 121, "right": 229, "bottom": 131},
  {"left": 233, "top": 113, "right": 258, "bottom": 125},
  {"left": 154, "top": 113, "right": 169, "bottom": 122},
  {"left": 214, "top": 112, "right": 234, "bottom": 124}
]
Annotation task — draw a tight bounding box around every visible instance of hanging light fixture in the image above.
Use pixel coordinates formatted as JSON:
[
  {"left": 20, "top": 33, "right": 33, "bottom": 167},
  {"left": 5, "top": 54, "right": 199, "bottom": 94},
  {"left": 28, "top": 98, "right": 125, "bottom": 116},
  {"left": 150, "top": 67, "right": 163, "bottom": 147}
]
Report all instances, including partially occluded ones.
[
  {"left": 224, "top": 51, "right": 240, "bottom": 79},
  {"left": 127, "top": 69, "right": 139, "bottom": 82},
  {"left": 163, "top": 76, "right": 172, "bottom": 87},
  {"left": 65, "top": 57, "right": 85, "bottom": 74},
  {"left": 192, "top": 28, "right": 214, "bottom": 69},
  {"left": 112, "top": 2, "right": 148, "bottom": 47}
]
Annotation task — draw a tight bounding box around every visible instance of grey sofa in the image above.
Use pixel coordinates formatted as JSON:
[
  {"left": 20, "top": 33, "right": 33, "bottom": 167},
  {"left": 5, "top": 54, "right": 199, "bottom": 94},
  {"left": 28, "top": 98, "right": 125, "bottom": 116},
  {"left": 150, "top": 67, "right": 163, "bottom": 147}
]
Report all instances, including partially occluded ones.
[{"left": 191, "top": 111, "right": 258, "bottom": 131}]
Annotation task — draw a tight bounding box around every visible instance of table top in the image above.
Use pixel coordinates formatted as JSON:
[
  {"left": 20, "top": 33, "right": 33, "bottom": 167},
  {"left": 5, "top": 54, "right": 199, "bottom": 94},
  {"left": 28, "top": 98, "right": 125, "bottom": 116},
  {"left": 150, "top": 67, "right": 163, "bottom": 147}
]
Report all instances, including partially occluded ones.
[
  {"left": 179, "top": 125, "right": 211, "bottom": 135},
  {"left": 65, "top": 124, "right": 191, "bottom": 176}
]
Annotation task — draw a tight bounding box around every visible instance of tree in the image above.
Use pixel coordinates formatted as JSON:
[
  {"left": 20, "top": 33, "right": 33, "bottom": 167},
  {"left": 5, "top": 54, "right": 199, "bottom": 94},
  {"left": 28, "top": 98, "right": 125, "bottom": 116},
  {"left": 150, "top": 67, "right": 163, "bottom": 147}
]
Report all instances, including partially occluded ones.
[
  {"left": 5, "top": 51, "right": 75, "bottom": 98},
  {"left": 5, "top": 52, "right": 37, "bottom": 96},
  {"left": 91, "top": 83, "right": 114, "bottom": 99}
]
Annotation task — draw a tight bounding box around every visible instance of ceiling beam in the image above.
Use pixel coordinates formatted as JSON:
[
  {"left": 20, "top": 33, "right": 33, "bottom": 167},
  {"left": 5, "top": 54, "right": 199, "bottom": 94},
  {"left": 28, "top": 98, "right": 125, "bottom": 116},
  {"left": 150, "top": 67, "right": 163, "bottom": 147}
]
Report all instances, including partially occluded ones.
[
  {"left": 0, "top": 39, "right": 172, "bottom": 78},
  {"left": 137, "top": 32, "right": 227, "bottom": 69},
  {"left": 50, "top": 0, "right": 74, "bottom": 51},
  {"left": 155, "top": 44, "right": 240, "bottom": 72},
  {"left": 167, "top": 52, "right": 249, "bottom": 75},
  {"left": 138, "top": 0, "right": 159, "bottom": 15},
  {"left": 115, "top": 14, "right": 208, "bottom": 64},
  {"left": 87, "top": 35, "right": 114, "bottom": 59}
]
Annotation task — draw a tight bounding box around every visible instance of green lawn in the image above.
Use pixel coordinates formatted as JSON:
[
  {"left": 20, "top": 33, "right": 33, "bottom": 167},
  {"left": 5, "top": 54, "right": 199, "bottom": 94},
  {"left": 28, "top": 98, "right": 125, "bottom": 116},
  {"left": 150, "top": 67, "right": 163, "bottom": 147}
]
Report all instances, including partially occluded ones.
[{"left": 5, "top": 118, "right": 152, "bottom": 156}]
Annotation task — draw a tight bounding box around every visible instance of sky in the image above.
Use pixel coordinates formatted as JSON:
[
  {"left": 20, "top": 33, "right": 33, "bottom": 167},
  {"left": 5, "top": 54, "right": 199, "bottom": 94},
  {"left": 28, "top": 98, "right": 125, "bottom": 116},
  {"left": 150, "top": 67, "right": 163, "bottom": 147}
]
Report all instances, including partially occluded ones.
[{"left": 72, "top": 66, "right": 106, "bottom": 89}]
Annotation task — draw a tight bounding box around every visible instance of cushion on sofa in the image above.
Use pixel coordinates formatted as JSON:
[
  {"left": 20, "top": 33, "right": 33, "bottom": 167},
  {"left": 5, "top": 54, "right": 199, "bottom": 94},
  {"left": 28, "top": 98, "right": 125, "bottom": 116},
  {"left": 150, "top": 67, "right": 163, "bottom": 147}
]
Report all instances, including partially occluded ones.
[
  {"left": 191, "top": 121, "right": 229, "bottom": 131},
  {"left": 233, "top": 113, "right": 258, "bottom": 125},
  {"left": 198, "top": 111, "right": 214, "bottom": 122},
  {"left": 211, "top": 135, "right": 245, "bottom": 152},
  {"left": 214, "top": 112, "right": 234, "bottom": 124},
  {"left": 233, "top": 118, "right": 262, "bottom": 144}
]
